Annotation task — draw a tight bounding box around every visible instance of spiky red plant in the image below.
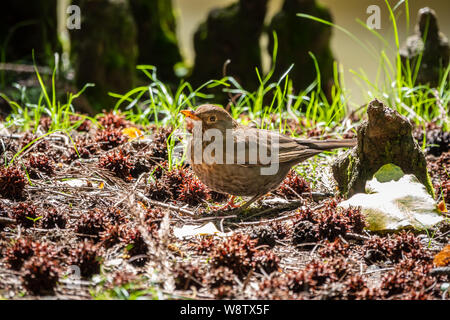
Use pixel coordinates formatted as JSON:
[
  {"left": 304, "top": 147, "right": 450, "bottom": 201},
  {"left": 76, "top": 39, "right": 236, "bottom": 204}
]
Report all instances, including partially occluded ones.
[
  {"left": 98, "top": 111, "right": 128, "bottom": 129},
  {"left": 292, "top": 200, "right": 366, "bottom": 242},
  {"left": 66, "top": 136, "right": 99, "bottom": 162},
  {"left": 70, "top": 114, "right": 92, "bottom": 132},
  {"left": 41, "top": 208, "right": 67, "bottom": 229},
  {"left": 100, "top": 224, "right": 126, "bottom": 248},
  {"left": 75, "top": 209, "right": 111, "bottom": 240},
  {"left": 120, "top": 227, "right": 149, "bottom": 266},
  {"left": 68, "top": 240, "right": 104, "bottom": 278},
  {"left": 98, "top": 150, "right": 133, "bottom": 180},
  {"left": 275, "top": 170, "right": 311, "bottom": 199},
  {"left": 27, "top": 154, "right": 55, "bottom": 177},
  {"left": 209, "top": 233, "right": 280, "bottom": 278},
  {"left": 174, "top": 262, "right": 205, "bottom": 290},
  {"left": 363, "top": 231, "right": 425, "bottom": 264},
  {"left": 149, "top": 127, "right": 172, "bottom": 160},
  {"left": 20, "top": 132, "right": 49, "bottom": 153},
  {"left": 22, "top": 255, "right": 60, "bottom": 295},
  {"left": 4, "top": 238, "right": 35, "bottom": 270},
  {"left": 95, "top": 128, "right": 126, "bottom": 150},
  {"left": 286, "top": 258, "right": 347, "bottom": 294},
  {"left": 0, "top": 166, "right": 26, "bottom": 200},
  {"left": 11, "top": 202, "right": 40, "bottom": 228},
  {"left": 318, "top": 238, "right": 350, "bottom": 258},
  {"left": 178, "top": 174, "right": 210, "bottom": 206},
  {"left": 206, "top": 266, "right": 236, "bottom": 299}
]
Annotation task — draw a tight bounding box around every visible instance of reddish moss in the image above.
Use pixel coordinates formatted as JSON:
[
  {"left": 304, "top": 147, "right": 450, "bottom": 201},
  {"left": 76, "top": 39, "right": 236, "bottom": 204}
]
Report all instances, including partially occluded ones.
[
  {"left": 68, "top": 240, "right": 104, "bottom": 278},
  {"left": 209, "top": 234, "right": 279, "bottom": 278},
  {"left": 99, "top": 150, "right": 133, "bottom": 180},
  {"left": 318, "top": 238, "right": 351, "bottom": 258},
  {"left": 22, "top": 255, "right": 60, "bottom": 295},
  {"left": 27, "top": 154, "right": 55, "bottom": 178},
  {"left": 110, "top": 271, "right": 137, "bottom": 288},
  {"left": 292, "top": 220, "right": 318, "bottom": 246},
  {"left": 250, "top": 226, "right": 277, "bottom": 248},
  {"left": 20, "top": 132, "right": 49, "bottom": 153},
  {"left": 174, "top": 262, "right": 205, "bottom": 290},
  {"left": 148, "top": 127, "right": 172, "bottom": 160},
  {"left": 75, "top": 209, "right": 111, "bottom": 240},
  {"left": 286, "top": 259, "right": 347, "bottom": 294},
  {"left": 70, "top": 114, "right": 92, "bottom": 132},
  {"left": 274, "top": 170, "right": 311, "bottom": 199},
  {"left": 99, "top": 224, "right": 125, "bottom": 248},
  {"left": 66, "top": 136, "right": 98, "bottom": 162},
  {"left": 206, "top": 266, "right": 236, "bottom": 299},
  {"left": 120, "top": 227, "right": 149, "bottom": 266},
  {"left": 0, "top": 166, "right": 26, "bottom": 200},
  {"left": 41, "top": 208, "right": 67, "bottom": 229},
  {"left": 4, "top": 238, "right": 35, "bottom": 270},
  {"left": 191, "top": 237, "right": 216, "bottom": 254},
  {"left": 95, "top": 128, "right": 126, "bottom": 150},
  {"left": 11, "top": 203, "right": 41, "bottom": 228},
  {"left": 178, "top": 174, "right": 210, "bottom": 206},
  {"left": 363, "top": 231, "right": 425, "bottom": 264},
  {"left": 292, "top": 200, "right": 366, "bottom": 243},
  {"left": 98, "top": 111, "right": 128, "bottom": 129}
]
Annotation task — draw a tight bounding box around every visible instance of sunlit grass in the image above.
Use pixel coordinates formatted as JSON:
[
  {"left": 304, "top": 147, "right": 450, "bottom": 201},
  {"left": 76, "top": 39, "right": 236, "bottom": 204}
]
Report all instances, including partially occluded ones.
[
  {"left": 298, "top": 0, "right": 449, "bottom": 131},
  {"left": 0, "top": 0, "right": 448, "bottom": 171}
]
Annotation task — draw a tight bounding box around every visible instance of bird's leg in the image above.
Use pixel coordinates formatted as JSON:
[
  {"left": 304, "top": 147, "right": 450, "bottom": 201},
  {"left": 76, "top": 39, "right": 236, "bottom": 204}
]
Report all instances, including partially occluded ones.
[
  {"left": 211, "top": 195, "right": 239, "bottom": 211},
  {"left": 238, "top": 193, "right": 264, "bottom": 211}
]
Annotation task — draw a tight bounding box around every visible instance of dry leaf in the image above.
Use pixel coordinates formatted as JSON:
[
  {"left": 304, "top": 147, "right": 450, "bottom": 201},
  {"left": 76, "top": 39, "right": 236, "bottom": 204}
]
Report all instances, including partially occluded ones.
[
  {"left": 434, "top": 245, "right": 450, "bottom": 267},
  {"left": 437, "top": 200, "right": 447, "bottom": 213},
  {"left": 122, "top": 127, "right": 143, "bottom": 140}
]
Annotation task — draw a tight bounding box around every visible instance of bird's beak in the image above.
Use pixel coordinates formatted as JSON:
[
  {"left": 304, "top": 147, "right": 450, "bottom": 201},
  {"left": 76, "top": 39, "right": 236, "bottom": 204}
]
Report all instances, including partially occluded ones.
[{"left": 181, "top": 110, "right": 201, "bottom": 121}]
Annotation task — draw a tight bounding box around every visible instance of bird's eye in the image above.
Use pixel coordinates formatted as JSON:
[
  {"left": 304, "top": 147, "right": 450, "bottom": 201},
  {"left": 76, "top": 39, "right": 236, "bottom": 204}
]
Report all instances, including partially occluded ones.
[{"left": 209, "top": 116, "right": 217, "bottom": 122}]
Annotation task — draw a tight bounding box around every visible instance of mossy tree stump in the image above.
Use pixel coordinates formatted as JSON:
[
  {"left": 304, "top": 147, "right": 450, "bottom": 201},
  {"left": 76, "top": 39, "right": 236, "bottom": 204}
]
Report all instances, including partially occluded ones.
[{"left": 332, "top": 99, "right": 434, "bottom": 197}]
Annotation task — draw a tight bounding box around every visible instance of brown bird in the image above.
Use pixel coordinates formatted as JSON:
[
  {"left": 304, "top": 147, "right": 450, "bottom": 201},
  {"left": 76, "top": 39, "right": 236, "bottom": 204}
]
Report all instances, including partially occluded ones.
[{"left": 181, "top": 105, "right": 356, "bottom": 210}]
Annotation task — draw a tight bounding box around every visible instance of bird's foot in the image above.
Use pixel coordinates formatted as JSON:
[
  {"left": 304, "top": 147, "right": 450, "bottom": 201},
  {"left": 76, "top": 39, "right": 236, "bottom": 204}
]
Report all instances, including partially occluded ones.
[{"left": 210, "top": 195, "right": 240, "bottom": 211}]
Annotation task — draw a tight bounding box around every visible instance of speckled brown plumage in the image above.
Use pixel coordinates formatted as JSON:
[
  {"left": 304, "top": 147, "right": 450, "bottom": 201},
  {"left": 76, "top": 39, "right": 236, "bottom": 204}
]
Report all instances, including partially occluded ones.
[{"left": 181, "top": 105, "right": 356, "bottom": 210}]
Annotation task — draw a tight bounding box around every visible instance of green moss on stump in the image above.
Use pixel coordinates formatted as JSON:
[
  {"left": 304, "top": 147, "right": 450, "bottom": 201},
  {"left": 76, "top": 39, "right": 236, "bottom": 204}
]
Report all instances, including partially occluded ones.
[{"left": 332, "top": 99, "right": 434, "bottom": 198}]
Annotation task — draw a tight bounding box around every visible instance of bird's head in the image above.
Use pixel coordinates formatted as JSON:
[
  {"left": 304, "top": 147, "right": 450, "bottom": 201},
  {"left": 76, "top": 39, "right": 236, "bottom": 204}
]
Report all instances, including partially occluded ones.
[{"left": 181, "top": 105, "right": 238, "bottom": 133}]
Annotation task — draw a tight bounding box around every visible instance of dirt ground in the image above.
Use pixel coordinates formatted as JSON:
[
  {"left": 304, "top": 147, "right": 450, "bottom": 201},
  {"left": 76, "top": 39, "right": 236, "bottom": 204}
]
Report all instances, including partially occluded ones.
[{"left": 0, "top": 113, "right": 448, "bottom": 300}]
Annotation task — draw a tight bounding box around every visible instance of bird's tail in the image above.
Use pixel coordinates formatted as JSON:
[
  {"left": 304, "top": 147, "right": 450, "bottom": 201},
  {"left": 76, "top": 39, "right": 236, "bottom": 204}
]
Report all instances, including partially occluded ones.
[{"left": 294, "top": 138, "right": 357, "bottom": 150}]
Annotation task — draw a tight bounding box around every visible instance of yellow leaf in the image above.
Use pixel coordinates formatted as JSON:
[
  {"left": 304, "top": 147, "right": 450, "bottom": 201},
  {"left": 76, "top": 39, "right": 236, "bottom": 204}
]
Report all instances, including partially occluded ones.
[
  {"left": 437, "top": 200, "right": 447, "bottom": 213},
  {"left": 122, "top": 127, "right": 143, "bottom": 140},
  {"left": 434, "top": 245, "right": 450, "bottom": 267}
]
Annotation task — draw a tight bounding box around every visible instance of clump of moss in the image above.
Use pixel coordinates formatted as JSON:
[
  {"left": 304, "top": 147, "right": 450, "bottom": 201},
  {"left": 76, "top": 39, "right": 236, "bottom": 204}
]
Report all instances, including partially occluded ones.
[
  {"left": 95, "top": 128, "right": 126, "bottom": 150},
  {"left": 41, "top": 208, "right": 67, "bottom": 229},
  {"left": 292, "top": 200, "right": 366, "bottom": 243},
  {"left": 274, "top": 170, "right": 311, "bottom": 199},
  {"left": 27, "top": 154, "right": 55, "bottom": 178},
  {"left": 209, "top": 233, "right": 279, "bottom": 278},
  {"left": 22, "top": 255, "right": 60, "bottom": 295},
  {"left": 11, "top": 203, "right": 41, "bottom": 228},
  {"left": 0, "top": 166, "right": 26, "bottom": 200},
  {"left": 68, "top": 240, "right": 104, "bottom": 278},
  {"left": 98, "top": 150, "right": 133, "bottom": 180}
]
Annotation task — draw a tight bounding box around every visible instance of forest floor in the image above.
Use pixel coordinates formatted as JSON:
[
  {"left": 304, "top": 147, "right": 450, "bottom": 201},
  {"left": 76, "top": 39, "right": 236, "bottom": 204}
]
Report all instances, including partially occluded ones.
[{"left": 0, "top": 112, "right": 449, "bottom": 300}]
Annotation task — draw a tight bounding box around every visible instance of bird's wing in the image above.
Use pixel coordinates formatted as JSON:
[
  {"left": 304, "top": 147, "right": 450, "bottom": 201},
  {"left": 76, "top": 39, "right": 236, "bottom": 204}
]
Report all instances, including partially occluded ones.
[{"left": 231, "top": 128, "right": 320, "bottom": 166}]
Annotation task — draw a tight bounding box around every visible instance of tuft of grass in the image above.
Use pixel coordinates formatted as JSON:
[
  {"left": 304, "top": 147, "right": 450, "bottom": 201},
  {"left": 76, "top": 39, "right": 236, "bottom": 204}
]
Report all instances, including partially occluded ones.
[{"left": 298, "top": 0, "right": 449, "bottom": 131}]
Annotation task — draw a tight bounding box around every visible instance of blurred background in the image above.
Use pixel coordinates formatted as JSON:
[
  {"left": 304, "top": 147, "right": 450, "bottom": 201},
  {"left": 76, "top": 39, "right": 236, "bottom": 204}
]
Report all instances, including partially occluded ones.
[
  {"left": 0, "top": 0, "right": 449, "bottom": 113},
  {"left": 176, "top": 0, "right": 450, "bottom": 105}
]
